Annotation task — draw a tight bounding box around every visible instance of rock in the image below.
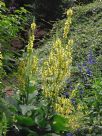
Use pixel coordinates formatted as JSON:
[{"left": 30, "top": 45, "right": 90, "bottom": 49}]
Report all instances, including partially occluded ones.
[
  {"left": 34, "top": 27, "right": 47, "bottom": 48},
  {"left": 35, "top": 27, "right": 46, "bottom": 39},
  {"left": 10, "top": 38, "right": 24, "bottom": 50}
]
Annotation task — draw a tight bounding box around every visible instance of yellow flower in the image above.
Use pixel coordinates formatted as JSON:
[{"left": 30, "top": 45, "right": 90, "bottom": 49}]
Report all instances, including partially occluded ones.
[
  {"left": 41, "top": 9, "right": 74, "bottom": 119},
  {"left": 17, "top": 22, "right": 38, "bottom": 92},
  {"left": 31, "top": 22, "right": 36, "bottom": 31},
  {"left": 67, "top": 8, "right": 73, "bottom": 16},
  {"left": 42, "top": 37, "right": 73, "bottom": 114},
  {"left": 0, "top": 52, "right": 3, "bottom": 59},
  {"left": 63, "top": 9, "right": 73, "bottom": 38},
  {"left": 32, "top": 56, "right": 38, "bottom": 73},
  {"left": 68, "top": 39, "right": 74, "bottom": 46}
]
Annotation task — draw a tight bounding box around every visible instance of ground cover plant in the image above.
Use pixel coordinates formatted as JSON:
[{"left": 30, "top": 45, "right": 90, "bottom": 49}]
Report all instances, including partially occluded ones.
[{"left": 0, "top": 0, "right": 102, "bottom": 136}]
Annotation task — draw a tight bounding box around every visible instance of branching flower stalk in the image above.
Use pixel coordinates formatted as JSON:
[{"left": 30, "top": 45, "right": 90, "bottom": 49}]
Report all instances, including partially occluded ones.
[{"left": 42, "top": 9, "right": 74, "bottom": 116}]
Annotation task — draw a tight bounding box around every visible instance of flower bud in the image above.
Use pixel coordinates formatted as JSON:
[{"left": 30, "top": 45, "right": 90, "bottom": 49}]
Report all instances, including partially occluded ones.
[
  {"left": 31, "top": 22, "right": 36, "bottom": 31},
  {"left": 67, "top": 9, "right": 73, "bottom": 16}
]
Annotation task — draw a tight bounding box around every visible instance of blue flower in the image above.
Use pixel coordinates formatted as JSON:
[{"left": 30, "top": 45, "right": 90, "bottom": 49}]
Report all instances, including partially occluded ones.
[
  {"left": 63, "top": 92, "right": 69, "bottom": 98},
  {"left": 69, "top": 84, "right": 74, "bottom": 91},
  {"left": 77, "top": 64, "right": 82, "bottom": 73},
  {"left": 66, "top": 133, "right": 73, "bottom": 136},
  {"left": 78, "top": 86, "right": 84, "bottom": 94},
  {"left": 83, "top": 75, "right": 88, "bottom": 82},
  {"left": 82, "top": 62, "right": 87, "bottom": 67},
  {"left": 87, "top": 50, "right": 96, "bottom": 65},
  {"left": 86, "top": 67, "right": 92, "bottom": 76},
  {"left": 79, "top": 89, "right": 84, "bottom": 95},
  {"left": 78, "top": 86, "right": 84, "bottom": 98},
  {"left": 71, "top": 98, "right": 76, "bottom": 105}
]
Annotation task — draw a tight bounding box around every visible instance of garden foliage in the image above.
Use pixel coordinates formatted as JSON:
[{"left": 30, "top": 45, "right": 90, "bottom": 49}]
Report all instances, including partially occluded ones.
[
  {"left": 0, "top": 0, "right": 31, "bottom": 73},
  {"left": 0, "top": 8, "right": 85, "bottom": 136},
  {"left": 0, "top": 0, "right": 102, "bottom": 136}
]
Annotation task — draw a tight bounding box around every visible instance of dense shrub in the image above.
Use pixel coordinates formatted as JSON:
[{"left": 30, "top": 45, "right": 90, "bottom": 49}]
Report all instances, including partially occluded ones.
[
  {"left": 0, "top": 0, "right": 31, "bottom": 72},
  {"left": 0, "top": 1, "right": 28, "bottom": 44}
]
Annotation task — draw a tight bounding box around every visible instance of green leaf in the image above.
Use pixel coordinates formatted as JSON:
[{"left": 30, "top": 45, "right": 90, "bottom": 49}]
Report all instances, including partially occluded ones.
[
  {"left": 27, "top": 131, "right": 38, "bottom": 136},
  {"left": 34, "top": 107, "right": 47, "bottom": 128},
  {"left": 28, "top": 85, "right": 36, "bottom": 94},
  {"left": 15, "top": 115, "right": 35, "bottom": 126},
  {"left": 35, "top": 115, "right": 47, "bottom": 128},
  {"left": 51, "top": 114, "right": 67, "bottom": 133},
  {"left": 20, "top": 105, "right": 36, "bottom": 115}
]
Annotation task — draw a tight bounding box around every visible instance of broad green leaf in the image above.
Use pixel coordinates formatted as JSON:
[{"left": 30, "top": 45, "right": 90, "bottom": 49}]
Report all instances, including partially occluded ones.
[
  {"left": 15, "top": 115, "right": 35, "bottom": 126},
  {"left": 51, "top": 114, "right": 67, "bottom": 133},
  {"left": 35, "top": 115, "right": 47, "bottom": 128},
  {"left": 20, "top": 105, "right": 36, "bottom": 115}
]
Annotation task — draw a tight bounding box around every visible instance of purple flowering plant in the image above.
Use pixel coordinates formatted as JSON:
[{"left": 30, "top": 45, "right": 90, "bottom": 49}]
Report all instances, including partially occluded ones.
[{"left": 61, "top": 49, "right": 97, "bottom": 111}]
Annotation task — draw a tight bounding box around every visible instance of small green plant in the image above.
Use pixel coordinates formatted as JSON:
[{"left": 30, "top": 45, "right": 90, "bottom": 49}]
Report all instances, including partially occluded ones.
[
  {"left": 84, "top": 76, "right": 102, "bottom": 126},
  {"left": 0, "top": 113, "right": 8, "bottom": 136},
  {"left": 0, "top": 1, "right": 28, "bottom": 45}
]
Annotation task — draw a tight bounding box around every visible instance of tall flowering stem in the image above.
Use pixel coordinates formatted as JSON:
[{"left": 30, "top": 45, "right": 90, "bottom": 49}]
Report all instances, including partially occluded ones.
[
  {"left": 63, "top": 8, "right": 73, "bottom": 39},
  {"left": 42, "top": 9, "right": 74, "bottom": 116},
  {"left": 17, "top": 22, "right": 38, "bottom": 103}
]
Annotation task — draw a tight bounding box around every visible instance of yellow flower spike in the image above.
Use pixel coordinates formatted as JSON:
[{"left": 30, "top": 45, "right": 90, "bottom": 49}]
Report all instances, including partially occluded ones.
[
  {"left": 63, "top": 9, "right": 73, "bottom": 38},
  {"left": 41, "top": 9, "right": 74, "bottom": 118},
  {"left": 0, "top": 52, "right": 3, "bottom": 59},
  {"left": 77, "top": 104, "right": 82, "bottom": 110},
  {"left": 68, "top": 39, "right": 74, "bottom": 46},
  {"left": 32, "top": 56, "right": 38, "bottom": 74},
  {"left": 65, "top": 108, "right": 72, "bottom": 114},
  {"left": 67, "top": 8, "right": 73, "bottom": 16},
  {"left": 17, "top": 21, "right": 38, "bottom": 94},
  {"left": 77, "top": 103, "right": 85, "bottom": 111},
  {"left": 55, "top": 38, "right": 61, "bottom": 47},
  {"left": 31, "top": 22, "right": 36, "bottom": 31},
  {"left": 62, "top": 97, "right": 66, "bottom": 104},
  {"left": 27, "top": 22, "right": 36, "bottom": 54},
  {"left": 60, "top": 107, "right": 64, "bottom": 114}
]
